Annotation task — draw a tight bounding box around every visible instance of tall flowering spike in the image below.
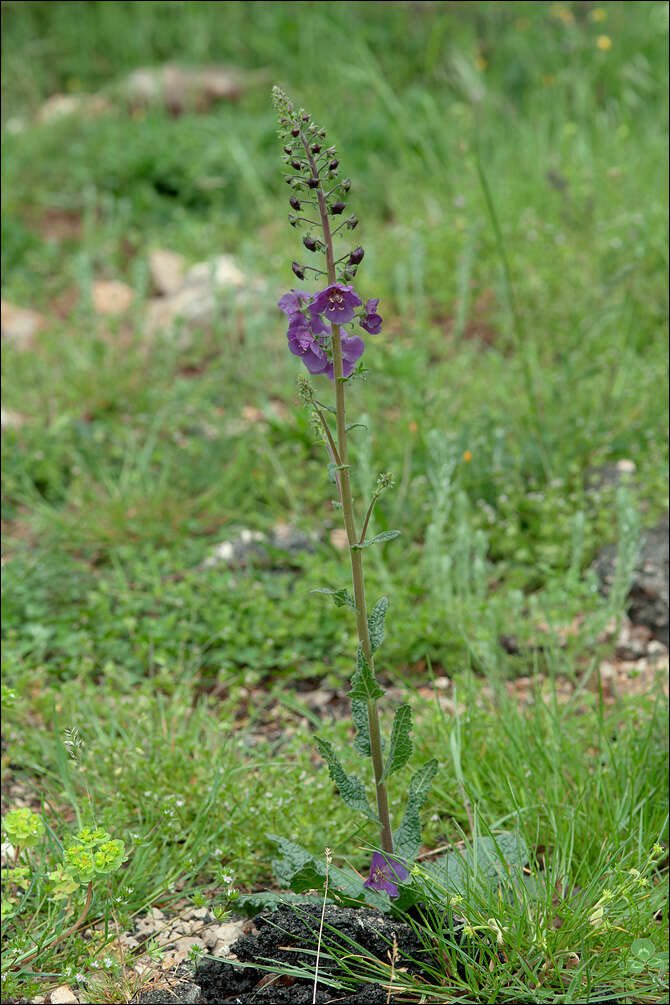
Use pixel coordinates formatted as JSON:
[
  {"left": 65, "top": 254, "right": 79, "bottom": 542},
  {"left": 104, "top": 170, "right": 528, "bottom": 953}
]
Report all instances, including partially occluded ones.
[
  {"left": 273, "top": 86, "right": 364, "bottom": 284},
  {"left": 275, "top": 88, "right": 382, "bottom": 381}
]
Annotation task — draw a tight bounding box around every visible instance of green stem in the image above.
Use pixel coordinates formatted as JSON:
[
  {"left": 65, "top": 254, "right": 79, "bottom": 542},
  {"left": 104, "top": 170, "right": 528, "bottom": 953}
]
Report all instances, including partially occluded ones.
[{"left": 302, "top": 132, "right": 394, "bottom": 855}]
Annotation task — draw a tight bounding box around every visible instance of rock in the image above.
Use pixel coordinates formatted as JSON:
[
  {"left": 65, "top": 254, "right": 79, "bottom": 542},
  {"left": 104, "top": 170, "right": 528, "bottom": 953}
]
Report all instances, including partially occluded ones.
[
  {"left": 135, "top": 981, "right": 203, "bottom": 1004},
  {"left": 92, "top": 280, "right": 134, "bottom": 316},
  {"left": 201, "top": 921, "right": 246, "bottom": 951},
  {"left": 149, "top": 249, "right": 187, "bottom": 296},
  {"left": 593, "top": 517, "right": 669, "bottom": 646},
  {"left": 201, "top": 524, "right": 316, "bottom": 570},
  {"left": 1, "top": 408, "right": 25, "bottom": 430},
  {"left": 37, "top": 93, "right": 109, "bottom": 124},
  {"left": 329, "top": 528, "right": 349, "bottom": 551},
  {"left": 1, "top": 299, "right": 45, "bottom": 348},
  {"left": 145, "top": 254, "right": 249, "bottom": 340},
  {"left": 118, "top": 64, "right": 252, "bottom": 115},
  {"left": 49, "top": 986, "right": 79, "bottom": 1004}
]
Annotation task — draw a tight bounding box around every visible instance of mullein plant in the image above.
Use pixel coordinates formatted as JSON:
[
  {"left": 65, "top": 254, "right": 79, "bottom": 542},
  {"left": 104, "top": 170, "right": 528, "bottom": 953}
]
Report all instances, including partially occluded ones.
[{"left": 272, "top": 86, "right": 437, "bottom": 901}]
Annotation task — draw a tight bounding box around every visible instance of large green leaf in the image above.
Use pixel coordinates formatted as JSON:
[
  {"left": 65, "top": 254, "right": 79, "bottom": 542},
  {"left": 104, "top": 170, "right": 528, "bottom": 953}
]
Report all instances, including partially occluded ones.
[
  {"left": 314, "top": 737, "right": 378, "bottom": 822},
  {"left": 381, "top": 704, "right": 413, "bottom": 781},
  {"left": 347, "top": 646, "right": 384, "bottom": 702},
  {"left": 394, "top": 759, "right": 438, "bottom": 861},
  {"left": 352, "top": 699, "right": 371, "bottom": 757},
  {"left": 426, "top": 832, "right": 530, "bottom": 897},
  {"left": 367, "top": 596, "right": 388, "bottom": 654}
]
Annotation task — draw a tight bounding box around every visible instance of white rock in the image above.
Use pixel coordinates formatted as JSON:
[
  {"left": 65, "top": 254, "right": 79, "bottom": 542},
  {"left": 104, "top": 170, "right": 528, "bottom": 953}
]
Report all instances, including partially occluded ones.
[
  {"left": 149, "top": 249, "right": 187, "bottom": 296},
  {"left": 49, "top": 986, "right": 79, "bottom": 1004},
  {"left": 1, "top": 408, "right": 25, "bottom": 430},
  {"left": 145, "top": 255, "right": 248, "bottom": 338},
  {"left": 1, "top": 299, "right": 45, "bottom": 348},
  {"left": 37, "top": 93, "right": 109, "bottom": 123},
  {"left": 92, "top": 280, "right": 134, "bottom": 316},
  {"left": 169, "top": 936, "right": 206, "bottom": 964},
  {"left": 616, "top": 458, "right": 636, "bottom": 474}
]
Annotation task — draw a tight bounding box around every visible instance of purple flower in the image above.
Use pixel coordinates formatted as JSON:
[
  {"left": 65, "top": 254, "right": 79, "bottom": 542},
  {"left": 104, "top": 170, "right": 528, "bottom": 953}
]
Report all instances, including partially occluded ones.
[
  {"left": 310, "top": 283, "right": 362, "bottom": 325},
  {"left": 323, "top": 333, "right": 365, "bottom": 381},
  {"left": 286, "top": 314, "right": 330, "bottom": 375},
  {"left": 360, "top": 298, "right": 382, "bottom": 335},
  {"left": 278, "top": 290, "right": 311, "bottom": 316},
  {"left": 363, "top": 852, "right": 409, "bottom": 899}
]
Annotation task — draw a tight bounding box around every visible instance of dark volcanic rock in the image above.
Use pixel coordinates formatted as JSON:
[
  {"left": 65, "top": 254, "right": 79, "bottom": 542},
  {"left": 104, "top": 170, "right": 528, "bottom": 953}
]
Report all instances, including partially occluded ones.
[
  {"left": 194, "top": 904, "right": 429, "bottom": 1004},
  {"left": 593, "top": 517, "right": 669, "bottom": 646}
]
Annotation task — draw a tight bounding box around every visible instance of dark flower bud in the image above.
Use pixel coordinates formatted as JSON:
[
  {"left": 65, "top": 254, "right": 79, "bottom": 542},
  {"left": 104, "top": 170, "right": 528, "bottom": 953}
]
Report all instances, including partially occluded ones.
[
  {"left": 280, "top": 118, "right": 288, "bottom": 125},
  {"left": 292, "top": 261, "right": 306, "bottom": 280},
  {"left": 291, "top": 127, "right": 300, "bottom": 137},
  {"left": 288, "top": 214, "right": 298, "bottom": 227},
  {"left": 291, "top": 160, "right": 302, "bottom": 171},
  {"left": 303, "top": 235, "right": 318, "bottom": 251},
  {"left": 329, "top": 159, "right": 339, "bottom": 171},
  {"left": 348, "top": 216, "right": 359, "bottom": 229},
  {"left": 349, "top": 246, "right": 364, "bottom": 265},
  {"left": 330, "top": 201, "right": 346, "bottom": 215},
  {"left": 307, "top": 177, "right": 319, "bottom": 189},
  {"left": 302, "top": 113, "right": 310, "bottom": 121},
  {"left": 289, "top": 196, "right": 301, "bottom": 211},
  {"left": 319, "top": 129, "right": 326, "bottom": 137},
  {"left": 311, "top": 144, "right": 322, "bottom": 153},
  {"left": 283, "top": 145, "right": 292, "bottom": 155},
  {"left": 342, "top": 178, "right": 352, "bottom": 192}
]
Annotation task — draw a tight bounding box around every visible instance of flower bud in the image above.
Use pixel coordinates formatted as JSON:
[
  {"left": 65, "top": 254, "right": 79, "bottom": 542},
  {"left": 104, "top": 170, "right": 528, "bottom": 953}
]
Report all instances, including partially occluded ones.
[
  {"left": 289, "top": 196, "right": 301, "bottom": 211},
  {"left": 330, "top": 201, "right": 346, "bottom": 215},
  {"left": 311, "top": 144, "right": 322, "bottom": 154},
  {"left": 288, "top": 214, "right": 298, "bottom": 227},
  {"left": 329, "top": 159, "right": 339, "bottom": 171},
  {"left": 342, "top": 178, "right": 351, "bottom": 192},
  {"left": 348, "top": 216, "right": 359, "bottom": 230},
  {"left": 291, "top": 127, "right": 300, "bottom": 137},
  {"left": 292, "top": 262, "right": 306, "bottom": 280},
  {"left": 307, "top": 177, "right": 319, "bottom": 189},
  {"left": 283, "top": 145, "right": 292, "bottom": 155},
  {"left": 303, "top": 235, "right": 319, "bottom": 251},
  {"left": 348, "top": 246, "right": 365, "bottom": 265},
  {"left": 302, "top": 113, "right": 310, "bottom": 122},
  {"left": 291, "top": 160, "right": 302, "bottom": 171}
]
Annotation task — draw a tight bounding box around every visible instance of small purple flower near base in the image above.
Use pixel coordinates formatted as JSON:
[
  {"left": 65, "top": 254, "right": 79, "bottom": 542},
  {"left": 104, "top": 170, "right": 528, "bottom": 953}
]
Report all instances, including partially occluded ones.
[
  {"left": 360, "top": 298, "right": 383, "bottom": 335},
  {"left": 310, "top": 283, "right": 362, "bottom": 324},
  {"left": 363, "top": 852, "right": 409, "bottom": 899}
]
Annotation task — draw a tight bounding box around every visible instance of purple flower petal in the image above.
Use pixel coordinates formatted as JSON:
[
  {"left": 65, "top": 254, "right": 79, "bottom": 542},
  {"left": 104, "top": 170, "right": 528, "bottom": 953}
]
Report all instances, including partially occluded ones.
[
  {"left": 360, "top": 313, "right": 382, "bottom": 335},
  {"left": 364, "top": 298, "right": 380, "bottom": 314},
  {"left": 363, "top": 852, "right": 409, "bottom": 899},
  {"left": 311, "top": 283, "right": 362, "bottom": 324},
  {"left": 278, "top": 290, "right": 311, "bottom": 316}
]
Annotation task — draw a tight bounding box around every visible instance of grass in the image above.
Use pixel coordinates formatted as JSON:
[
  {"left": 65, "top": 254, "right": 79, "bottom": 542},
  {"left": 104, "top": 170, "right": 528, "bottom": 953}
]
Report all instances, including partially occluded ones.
[{"left": 1, "top": 1, "right": 668, "bottom": 1001}]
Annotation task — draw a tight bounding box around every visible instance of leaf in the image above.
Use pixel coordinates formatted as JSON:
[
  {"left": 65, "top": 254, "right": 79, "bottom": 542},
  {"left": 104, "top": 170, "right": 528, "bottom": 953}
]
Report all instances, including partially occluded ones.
[
  {"left": 266, "top": 836, "right": 390, "bottom": 911},
  {"left": 351, "top": 530, "right": 401, "bottom": 551},
  {"left": 381, "top": 705, "right": 413, "bottom": 781},
  {"left": 352, "top": 699, "right": 371, "bottom": 757},
  {"left": 348, "top": 646, "right": 384, "bottom": 702},
  {"left": 345, "top": 422, "right": 367, "bottom": 432},
  {"left": 426, "top": 833, "right": 530, "bottom": 899},
  {"left": 367, "top": 597, "right": 388, "bottom": 654},
  {"left": 311, "top": 587, "right": 357, "bottom": 612},
  {"left": 314, "top": 737, "right": 378, "bottom": 822},
  {"left": 393, "top": 759, "right": 438, "bottom": 861}
]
